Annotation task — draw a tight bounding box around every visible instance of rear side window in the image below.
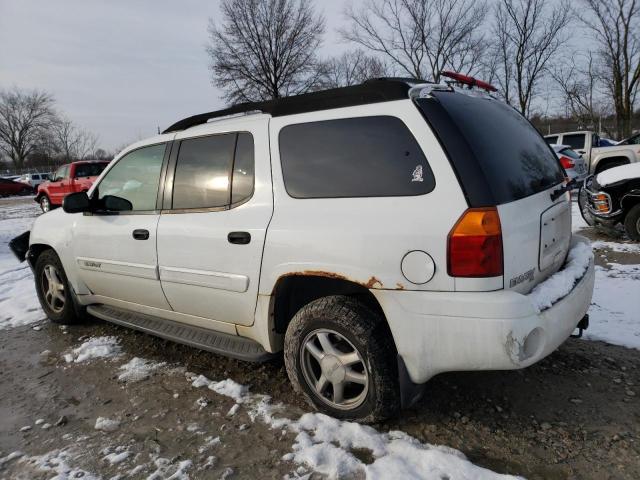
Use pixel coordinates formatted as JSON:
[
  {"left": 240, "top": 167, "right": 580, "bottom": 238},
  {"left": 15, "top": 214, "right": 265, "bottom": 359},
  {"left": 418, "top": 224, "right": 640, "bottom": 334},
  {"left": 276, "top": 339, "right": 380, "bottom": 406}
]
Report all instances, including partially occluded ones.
[
  {"left": 545, "top": 136, "right": 558, "bottom": 145},
  {"left": 172, "top": 132, "right": 255, "bottom": 210},
  {"left": 75, "top": 163, "right": 108, "bottom": 178},
  {"left": 560, "top": 148, "right": 581, "bottom": 160},
  {"left": 417, "top": 94, "right": 565, "bottom": 205},
  {"left": 562, "top": 134, "right": 587, "bottom": 150},
  {"left": 279, "top": 116, "right": 434, "bottom": 198}
]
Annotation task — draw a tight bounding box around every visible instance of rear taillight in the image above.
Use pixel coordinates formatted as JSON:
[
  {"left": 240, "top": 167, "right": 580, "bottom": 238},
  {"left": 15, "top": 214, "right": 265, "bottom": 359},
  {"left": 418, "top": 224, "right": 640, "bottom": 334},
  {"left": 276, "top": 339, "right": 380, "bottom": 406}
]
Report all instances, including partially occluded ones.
[
  {"left": 447, "top": 208, "right": 503, "bottom": 277},
  {"left": 559, "top": 156, "right": 575, "bottom": 169}
]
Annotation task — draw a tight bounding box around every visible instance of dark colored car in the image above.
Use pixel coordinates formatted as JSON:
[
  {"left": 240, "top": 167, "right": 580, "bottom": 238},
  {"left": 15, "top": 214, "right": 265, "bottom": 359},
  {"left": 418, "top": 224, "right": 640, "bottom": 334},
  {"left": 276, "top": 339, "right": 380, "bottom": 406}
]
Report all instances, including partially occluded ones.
[
  {"left": 578, "top": 163, "right": 640, "bottom": 240},
  {"left": 0, "top": 178, "right": 34, "bottom": 197}
]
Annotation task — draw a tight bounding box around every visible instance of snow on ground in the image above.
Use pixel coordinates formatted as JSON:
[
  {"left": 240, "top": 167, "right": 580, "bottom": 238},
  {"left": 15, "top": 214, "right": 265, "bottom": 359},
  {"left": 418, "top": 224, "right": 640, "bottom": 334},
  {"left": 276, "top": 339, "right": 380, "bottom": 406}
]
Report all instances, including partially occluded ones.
[
  {"left": 587, "top": 263, "right": 640, "bottom": 349},
  {"left": 117, "top": 356, "right": 166, "bottom": 382},
  {"left": 190, "top": 373, "right": 520, "bottom": 480},
  {"left": 63, "top": 336, "right": 122, "bottom": 363},
  {"left": 0, "top": 200, "right": 41, "bottom": 330}
]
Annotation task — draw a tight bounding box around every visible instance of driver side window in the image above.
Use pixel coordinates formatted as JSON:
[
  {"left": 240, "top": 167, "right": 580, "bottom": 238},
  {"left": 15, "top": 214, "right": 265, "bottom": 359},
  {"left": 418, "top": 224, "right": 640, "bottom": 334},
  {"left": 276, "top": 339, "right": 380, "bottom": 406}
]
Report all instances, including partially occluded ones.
[
  {"left": 54, "top": 165, "right": 69, "bottom": 182},
  {"left": 96, "top": 143, "right": 165, "bottom": 212}
]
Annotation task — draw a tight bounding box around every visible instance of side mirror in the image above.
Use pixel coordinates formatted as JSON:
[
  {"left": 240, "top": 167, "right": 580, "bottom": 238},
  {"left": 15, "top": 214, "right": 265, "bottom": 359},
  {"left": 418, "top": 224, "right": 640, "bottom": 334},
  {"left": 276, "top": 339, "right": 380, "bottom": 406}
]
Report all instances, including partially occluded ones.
[
  {"left": 63, "top": 191, "right": 91, "bottom": 214},
  {"left": 103, "top": 195, "right": 133, "bottom": 212}
]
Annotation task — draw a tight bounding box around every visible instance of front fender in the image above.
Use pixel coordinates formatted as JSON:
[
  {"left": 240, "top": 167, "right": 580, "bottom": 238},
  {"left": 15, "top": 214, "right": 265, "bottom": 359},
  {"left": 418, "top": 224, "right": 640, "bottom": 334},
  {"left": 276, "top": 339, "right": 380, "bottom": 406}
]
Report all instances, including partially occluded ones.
[{"left": 29, "top": 209, "right": 90, "bottom": 295}]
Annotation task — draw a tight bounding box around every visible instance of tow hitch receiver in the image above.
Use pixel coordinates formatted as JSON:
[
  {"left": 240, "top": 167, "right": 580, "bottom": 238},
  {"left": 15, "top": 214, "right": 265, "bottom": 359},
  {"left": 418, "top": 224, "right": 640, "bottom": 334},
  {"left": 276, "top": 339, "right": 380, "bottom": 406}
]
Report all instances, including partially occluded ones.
[{"left": 571, "top": 314, "right": 589, "bottom": 338}]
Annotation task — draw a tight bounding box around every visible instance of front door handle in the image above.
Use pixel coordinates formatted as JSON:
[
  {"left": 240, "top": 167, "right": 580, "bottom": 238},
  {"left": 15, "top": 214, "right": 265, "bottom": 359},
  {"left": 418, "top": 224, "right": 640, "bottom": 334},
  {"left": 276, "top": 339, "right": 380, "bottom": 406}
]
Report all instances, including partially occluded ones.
[
  {"left": 228, "top": 231, "right": 251, "bottom": 245},
  {"left": 132, "top": 229, "right": 150, "bottom": 240}
]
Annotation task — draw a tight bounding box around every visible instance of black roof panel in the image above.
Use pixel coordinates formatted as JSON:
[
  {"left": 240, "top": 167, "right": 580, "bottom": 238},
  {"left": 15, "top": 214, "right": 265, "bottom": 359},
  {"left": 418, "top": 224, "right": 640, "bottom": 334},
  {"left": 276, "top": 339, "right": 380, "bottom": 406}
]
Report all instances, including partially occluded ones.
[{"left": 163, "top": 78, "right": 425, "bottom": 133}]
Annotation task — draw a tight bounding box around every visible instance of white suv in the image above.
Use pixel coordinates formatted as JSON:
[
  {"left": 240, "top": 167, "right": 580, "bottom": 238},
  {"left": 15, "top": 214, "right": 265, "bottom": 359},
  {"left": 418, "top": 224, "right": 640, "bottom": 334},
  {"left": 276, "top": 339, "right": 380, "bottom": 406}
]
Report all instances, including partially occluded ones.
[{"left": 12, "top": 79, "right": 595, "bottom": 422}]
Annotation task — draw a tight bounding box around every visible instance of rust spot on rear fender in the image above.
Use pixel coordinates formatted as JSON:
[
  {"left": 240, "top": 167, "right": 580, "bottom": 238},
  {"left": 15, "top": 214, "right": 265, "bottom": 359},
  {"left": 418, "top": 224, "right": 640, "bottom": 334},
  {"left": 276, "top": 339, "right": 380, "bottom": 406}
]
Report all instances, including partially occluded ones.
[{"left": 281, "top": 271, "right": 384, "bottom": 289}]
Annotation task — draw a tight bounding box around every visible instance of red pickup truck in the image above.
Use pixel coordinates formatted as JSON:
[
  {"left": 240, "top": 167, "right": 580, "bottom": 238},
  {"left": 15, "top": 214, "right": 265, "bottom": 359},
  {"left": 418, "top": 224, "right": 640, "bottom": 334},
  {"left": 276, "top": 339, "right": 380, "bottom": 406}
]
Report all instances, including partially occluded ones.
[{"left": 35, "top": 160, "right": 110, "bottom": 212}]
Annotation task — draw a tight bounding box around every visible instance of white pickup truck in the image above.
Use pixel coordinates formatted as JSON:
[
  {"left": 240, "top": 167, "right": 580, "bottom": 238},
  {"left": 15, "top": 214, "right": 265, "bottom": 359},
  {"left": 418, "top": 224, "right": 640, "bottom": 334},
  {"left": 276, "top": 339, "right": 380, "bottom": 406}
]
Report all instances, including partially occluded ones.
[{"left": 545, "top": 131, "right": 640, "bottom": 174}]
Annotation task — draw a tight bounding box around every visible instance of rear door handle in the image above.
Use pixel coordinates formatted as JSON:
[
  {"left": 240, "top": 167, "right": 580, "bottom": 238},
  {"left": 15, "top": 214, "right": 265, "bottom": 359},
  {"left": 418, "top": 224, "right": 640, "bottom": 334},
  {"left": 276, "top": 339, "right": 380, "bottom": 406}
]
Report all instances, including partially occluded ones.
[
  {"left": 228, "top": 231, "right": 251, "bottom": 245},
  {"left": 132, "top": 229, "right": 150, "bottom": 240}
]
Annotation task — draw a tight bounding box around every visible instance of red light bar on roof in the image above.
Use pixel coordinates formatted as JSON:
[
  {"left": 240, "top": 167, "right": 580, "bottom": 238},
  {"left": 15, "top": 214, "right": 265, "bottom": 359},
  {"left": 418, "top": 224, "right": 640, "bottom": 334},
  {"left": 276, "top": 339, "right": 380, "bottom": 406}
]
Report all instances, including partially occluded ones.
[{"left": 440, "top": 71, "right": 497, "bottom": 93}]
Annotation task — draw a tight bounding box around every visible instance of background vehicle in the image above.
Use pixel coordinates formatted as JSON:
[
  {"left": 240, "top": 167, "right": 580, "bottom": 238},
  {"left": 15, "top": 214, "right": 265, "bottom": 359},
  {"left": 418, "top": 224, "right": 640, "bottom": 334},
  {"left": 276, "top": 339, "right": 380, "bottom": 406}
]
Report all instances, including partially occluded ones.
[
  {"left": 16, "top": 172, "right": 50, "bottom": 188},
  {"left": 13, "top": 78, "right": 594, "bottom": 422},
  {"left": 0, "top": 178, "right": 33, "bottom": 196},
  {"left": 550, "top": 144, "right": 588, "bottom": 182},
  {"left": 617, "top": 132, "right": 640, "bottom": 146},
  {"left": 544, "top": 131, "right": 639, "bottom": 174},
  {"left": 578, "top": 163, "right": 640, "bottom": 240},
  {"left": 35, "top": 160, "right": 109, "bottom": 212}
]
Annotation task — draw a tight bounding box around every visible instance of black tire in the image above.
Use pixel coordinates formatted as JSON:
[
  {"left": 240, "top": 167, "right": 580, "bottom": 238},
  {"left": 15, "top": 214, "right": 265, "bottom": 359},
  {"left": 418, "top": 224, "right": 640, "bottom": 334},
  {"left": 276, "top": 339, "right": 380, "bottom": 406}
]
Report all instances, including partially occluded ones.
[
  {"left": 284, "top": 295, "right": 400, "bottom": 423},
  {"left": 39, "top": 194, "right": 52, "bottom": 213},
  {"left": 34, "top": 249, "right": 86, "bottom": 324},
  {"left": 623, "top": 204, "right": 640, "bottom": 241},
  {"left": 577, "top": 184, "right": 596, "bottom": 227}
]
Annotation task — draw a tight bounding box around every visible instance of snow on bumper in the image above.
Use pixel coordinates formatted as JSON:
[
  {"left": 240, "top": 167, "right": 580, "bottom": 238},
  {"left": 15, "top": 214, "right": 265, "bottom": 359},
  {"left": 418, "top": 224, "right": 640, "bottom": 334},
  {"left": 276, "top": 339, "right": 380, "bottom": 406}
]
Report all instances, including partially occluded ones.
[{"left": 375, "top": 235, "right": 595, "bottom": 384}]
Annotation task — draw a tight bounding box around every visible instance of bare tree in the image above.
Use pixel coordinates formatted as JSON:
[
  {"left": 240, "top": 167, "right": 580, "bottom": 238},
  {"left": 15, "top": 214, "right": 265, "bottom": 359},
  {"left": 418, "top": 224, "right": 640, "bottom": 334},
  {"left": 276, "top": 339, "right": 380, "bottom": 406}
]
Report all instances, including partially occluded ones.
[
  {"left": 341, "top": 0, "right": 488, "bottom": 82},
  {"left": 551, "top": 53, "right": 614, "bottom": 133},
  {"left": 207, "top": 0, "right": 325, "bottom": 103},
  {"left": 0, "top": 88, "right": 56, "bottom": 168},
  {"left": 52, "top": 117, "right": 99, "bottom": 160},
  {"left": 580, "top": 0, "right": 640, "bottom": 138},
  {"left": 491, "top": 0, "right": 571, "bottom": 117},
  {"left": 320, "top": 50, "right": 390, "bottom": 88}
]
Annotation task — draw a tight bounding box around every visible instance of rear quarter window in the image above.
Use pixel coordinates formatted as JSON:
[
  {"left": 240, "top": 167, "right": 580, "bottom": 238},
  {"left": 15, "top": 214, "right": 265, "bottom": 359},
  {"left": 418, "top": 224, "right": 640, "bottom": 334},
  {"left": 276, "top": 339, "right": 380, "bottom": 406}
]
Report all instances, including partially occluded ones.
[
  {"left": 279, "top": 116, "right": 435, "bottom": 198},
  {"left": 562, "top": 134, "right": 587, "bottom": 150}
]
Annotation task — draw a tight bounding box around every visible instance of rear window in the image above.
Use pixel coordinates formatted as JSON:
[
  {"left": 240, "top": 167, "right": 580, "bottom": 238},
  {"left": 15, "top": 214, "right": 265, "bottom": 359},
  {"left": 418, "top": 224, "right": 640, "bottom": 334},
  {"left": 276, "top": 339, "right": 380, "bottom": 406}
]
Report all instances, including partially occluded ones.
[
  {"left": 561, "top": 134, "right": 587, "bottom": 150},
  {"left": 75, "top": 163, "right": 108, "bottom": 178},
  {"left": 559, "top": 148, "right": 582, "bottom": 160},
  {"left": 279, "top": 116, "right": 434, "bottom": 198},
  {"left": 416, "top": 94, "right": 564, "bottom": 205}
]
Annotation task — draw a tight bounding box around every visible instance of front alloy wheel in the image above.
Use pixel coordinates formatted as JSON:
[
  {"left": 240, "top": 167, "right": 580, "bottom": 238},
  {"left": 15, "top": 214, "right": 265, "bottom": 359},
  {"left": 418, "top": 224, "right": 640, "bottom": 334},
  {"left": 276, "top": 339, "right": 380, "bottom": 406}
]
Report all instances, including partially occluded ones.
[
  {"left": 41, "top": 264, "right": 66, "bottom": 313},
  {"left": 40, "top": 195, "right": 51, "bottom": 213}
]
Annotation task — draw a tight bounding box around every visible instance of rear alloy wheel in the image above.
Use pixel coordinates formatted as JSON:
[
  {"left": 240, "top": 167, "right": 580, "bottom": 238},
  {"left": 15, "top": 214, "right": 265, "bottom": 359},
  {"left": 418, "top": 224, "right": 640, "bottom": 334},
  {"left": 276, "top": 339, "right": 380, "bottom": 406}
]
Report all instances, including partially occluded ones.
[
  {"left": 35, "top": 249, "right": 84, "bottom": 324},
  {"left": 623, "top": 204, "right": 640, "bottom": 241},
  {"left": 284, "top": 295, "right": 400, "bottom": 423},
  {"left": 40, "top": 195, "right": 51, "bottom": 213}
]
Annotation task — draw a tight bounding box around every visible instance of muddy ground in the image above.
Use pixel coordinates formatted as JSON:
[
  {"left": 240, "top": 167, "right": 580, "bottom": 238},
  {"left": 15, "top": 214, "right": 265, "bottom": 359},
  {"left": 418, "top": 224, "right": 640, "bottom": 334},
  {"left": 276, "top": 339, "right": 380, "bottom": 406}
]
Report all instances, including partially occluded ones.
[{"left": 0, "top": 196, "right": 639, "bottom": 479}]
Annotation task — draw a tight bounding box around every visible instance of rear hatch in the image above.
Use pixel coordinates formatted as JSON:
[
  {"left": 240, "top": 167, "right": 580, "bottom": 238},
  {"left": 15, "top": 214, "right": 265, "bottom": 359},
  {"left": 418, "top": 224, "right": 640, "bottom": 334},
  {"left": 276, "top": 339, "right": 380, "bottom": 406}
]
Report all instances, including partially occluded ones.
[{"left": 415, "top": 90, "right": 570, "bottom": 293}]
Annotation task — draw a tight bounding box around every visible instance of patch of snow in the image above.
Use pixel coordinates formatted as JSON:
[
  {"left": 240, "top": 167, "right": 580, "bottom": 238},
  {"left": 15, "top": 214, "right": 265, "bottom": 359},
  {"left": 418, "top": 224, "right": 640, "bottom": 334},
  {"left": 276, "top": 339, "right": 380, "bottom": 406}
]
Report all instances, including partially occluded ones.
[
  {"left": 14, "top": 449, "right": 99, "bottom": 479},
  {"left": 590, "top": 240, "right": 640, "bottom": 253},
  {"left": 103, "top": 451, "right": 130, "bottom": 465},
  {"left": 35, "top": 418, "right": 44, "bottom": 425},
  {"left": 528, "top": 241, "right": 593, "bottom": 312},
  {"left": 198, "top": 435, "right": 221, "bottom": 454},
  {"left": 586, "top": 263, "right": 640, "bottom": 349},
  {"left": 227, "top": 403, "right": 240, "bottom": 416},
  {"left": 146, "top": 457, "right": 193, "bottom": 480},
  {"left": 65, "top": 336, "right": 121, "bottom": 363},
  {"left": 117, "top": 357, "right": 166, "bottom": 382},
  {"left": 95, "top": 417, "right": 120, "bottom": 432},
  {"left": 190, "top": 375, "right": 248, "bottom": 402},
  {"left": 0, "top": 451, "right": 23, "bottom": 466},
  {"left": 596, "top": 162, "right": 640, "bottom": 187},
  {"left": 19, "top": 425, "right": 31, "bottom": 432},
  {"left": 190, "top": 373, "right": 519, "bottom": 479}
]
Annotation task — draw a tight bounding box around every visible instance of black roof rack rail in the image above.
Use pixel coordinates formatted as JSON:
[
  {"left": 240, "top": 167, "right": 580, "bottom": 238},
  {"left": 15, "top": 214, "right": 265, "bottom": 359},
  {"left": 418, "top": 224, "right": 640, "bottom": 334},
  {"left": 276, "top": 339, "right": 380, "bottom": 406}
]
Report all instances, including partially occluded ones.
[{"left": 163, "top": 78, "right": 429, "bottom": 134}]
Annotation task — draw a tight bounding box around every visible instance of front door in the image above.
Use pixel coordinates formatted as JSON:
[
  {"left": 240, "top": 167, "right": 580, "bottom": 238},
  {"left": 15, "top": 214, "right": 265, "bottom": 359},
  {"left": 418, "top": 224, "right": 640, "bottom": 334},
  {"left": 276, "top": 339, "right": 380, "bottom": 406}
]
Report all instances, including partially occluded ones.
[
  {"left": 156, "top": 117, "right": 272, "bottom": 326},
  {"left": 48, "top": 165, "right": 70, "bottom": 204},
  {"left": 73, "top": 141, "right": 172, "bottom": 310}
]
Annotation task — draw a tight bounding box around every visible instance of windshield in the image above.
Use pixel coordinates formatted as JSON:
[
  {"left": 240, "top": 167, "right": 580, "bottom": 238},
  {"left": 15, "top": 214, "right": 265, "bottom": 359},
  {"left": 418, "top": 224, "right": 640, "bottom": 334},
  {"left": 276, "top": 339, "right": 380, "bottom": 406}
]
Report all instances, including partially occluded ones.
[{"left": 416, "top": 93, "right": 565, "bottom": 205}]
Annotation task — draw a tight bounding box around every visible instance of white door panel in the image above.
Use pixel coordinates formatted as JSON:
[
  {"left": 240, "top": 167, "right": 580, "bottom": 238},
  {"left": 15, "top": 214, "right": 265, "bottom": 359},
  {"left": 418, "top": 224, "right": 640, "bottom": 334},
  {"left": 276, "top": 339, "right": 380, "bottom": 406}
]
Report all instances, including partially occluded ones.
[
  {"left": 157, "top": 115, "right": 272, "bottom": 326},
  {"left": 73, "top": 214, "right": 171, "bottom": 309}
]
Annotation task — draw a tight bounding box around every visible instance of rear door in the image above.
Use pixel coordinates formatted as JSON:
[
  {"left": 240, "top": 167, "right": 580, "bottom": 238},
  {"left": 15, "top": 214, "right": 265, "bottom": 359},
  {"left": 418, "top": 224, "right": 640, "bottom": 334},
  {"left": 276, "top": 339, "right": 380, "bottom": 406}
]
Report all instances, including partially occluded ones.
[
  {"left": 156, "top": 115, "right": 272, "bottom": 326},
  {"left": 416, "top": 92, "right": 569, "bottom": 293}
]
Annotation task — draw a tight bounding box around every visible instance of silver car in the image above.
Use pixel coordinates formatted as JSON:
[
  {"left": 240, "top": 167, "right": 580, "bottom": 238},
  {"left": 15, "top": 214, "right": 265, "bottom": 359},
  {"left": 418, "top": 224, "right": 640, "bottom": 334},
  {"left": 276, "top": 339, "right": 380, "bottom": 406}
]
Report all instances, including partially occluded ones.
[{"left": 551, "top": 144, "right": 588, "bottom": 181}]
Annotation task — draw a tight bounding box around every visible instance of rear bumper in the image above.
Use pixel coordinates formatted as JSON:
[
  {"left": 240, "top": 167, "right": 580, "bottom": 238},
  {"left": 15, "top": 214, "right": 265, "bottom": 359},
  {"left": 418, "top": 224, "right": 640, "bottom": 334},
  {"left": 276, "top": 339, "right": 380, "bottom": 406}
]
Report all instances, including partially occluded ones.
[{"left": 376, "top": 235, "right": 595, "bottom": 384}]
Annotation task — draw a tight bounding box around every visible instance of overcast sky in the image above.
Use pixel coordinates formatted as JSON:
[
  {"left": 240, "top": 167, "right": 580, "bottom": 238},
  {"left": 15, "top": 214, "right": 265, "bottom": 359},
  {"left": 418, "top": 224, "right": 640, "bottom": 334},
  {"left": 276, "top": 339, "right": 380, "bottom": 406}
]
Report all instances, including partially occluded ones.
[{"left": 0, "top": 0, "right": 349, "bottom": 151}]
